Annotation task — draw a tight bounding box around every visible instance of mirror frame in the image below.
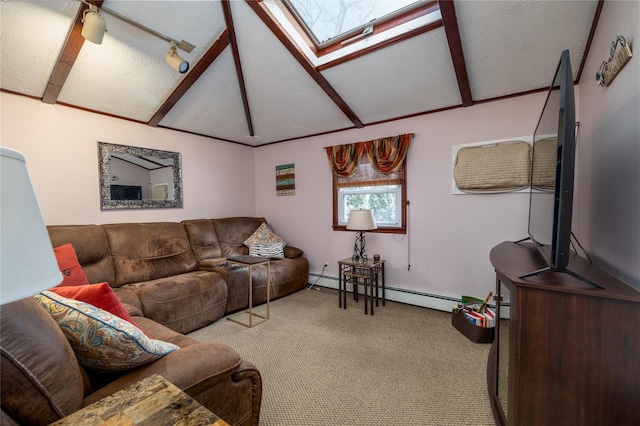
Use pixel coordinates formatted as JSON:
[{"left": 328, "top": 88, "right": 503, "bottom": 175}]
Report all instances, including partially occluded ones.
[{"left": 98, "top": 141, "right": 183, "bottom": 210}]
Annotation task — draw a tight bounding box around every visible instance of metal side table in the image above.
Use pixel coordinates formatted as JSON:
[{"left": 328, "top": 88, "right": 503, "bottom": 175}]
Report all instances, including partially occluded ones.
[
  {"left": 338, "top": 258, "right": 385, "bottom": 315},
  {"left": 226, "top": 256, "right": 271, "bottom": 327}
]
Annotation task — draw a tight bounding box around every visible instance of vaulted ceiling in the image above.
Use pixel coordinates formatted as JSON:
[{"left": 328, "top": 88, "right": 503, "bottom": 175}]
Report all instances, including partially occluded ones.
[{"left": 1, "top": 0, "right": 602, "bottom": 147}]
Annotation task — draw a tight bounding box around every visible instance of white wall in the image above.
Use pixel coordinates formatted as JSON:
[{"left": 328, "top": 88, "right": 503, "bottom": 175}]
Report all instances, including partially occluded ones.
[
  {"left": 576, "top": 0, "right": 640, "bottom": 289},
  {"left": 255, "top": 92, "right": 551, "bottom": 301},
  {"left": 0, "top": 92, "right": 256, "bottom": 225},
  {"left": 3, "top": 0, "right": 637, "bottom": 300}
]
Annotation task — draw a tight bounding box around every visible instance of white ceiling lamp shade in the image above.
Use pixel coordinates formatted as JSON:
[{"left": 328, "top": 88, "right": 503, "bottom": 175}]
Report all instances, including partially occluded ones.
[
  {"left": 166, "top": 41, "right": 190, "bottom": 74},
  {"left": 81, "top": 4, "right": 106, "bottom": 45},
  {"left": 78, "top": 0, "right": 195, "bottom": 74},
  {"left": 0, "top": 147, "right": 63, "bottom": 305}
]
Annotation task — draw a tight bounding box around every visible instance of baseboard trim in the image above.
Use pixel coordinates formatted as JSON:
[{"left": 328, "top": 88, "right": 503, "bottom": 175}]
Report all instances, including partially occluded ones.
[
  {"left": 307, "top": 274, "right": 508, "bottom": 317},
  {"left": 307, "top": 274, "right": 459, "bottom": 312}
]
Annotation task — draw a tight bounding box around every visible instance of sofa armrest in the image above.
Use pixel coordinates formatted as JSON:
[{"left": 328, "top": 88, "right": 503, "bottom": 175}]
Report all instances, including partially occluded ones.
[
  {"left": 83, "top": 342, "right": 242, "bottom": 406},
  {"left": 197, "top": 257, "right": 228, "bottom": 269},
  {"left": 284, "top": 245, "right": 304, "bottom": 259}
]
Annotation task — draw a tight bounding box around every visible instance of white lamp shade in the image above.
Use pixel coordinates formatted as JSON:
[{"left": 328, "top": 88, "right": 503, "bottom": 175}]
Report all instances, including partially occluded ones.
[
  {"left": 1, "top": 147, "right": 62, "bottom": 304},
  {"left": 346, "top": 209, "right": 377, "bottom": 231},
  {"left": 81, "top": 8, "right": 106, "bottom": 45}
]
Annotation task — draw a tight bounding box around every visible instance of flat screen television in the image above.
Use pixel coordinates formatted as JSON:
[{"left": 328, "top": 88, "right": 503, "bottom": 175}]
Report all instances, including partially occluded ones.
[
  {"left": 110, "top": 184, "right": 142, "bottom": 200},
  {"left": 520, "top": 49, "right": 601, "bottom": 288}
]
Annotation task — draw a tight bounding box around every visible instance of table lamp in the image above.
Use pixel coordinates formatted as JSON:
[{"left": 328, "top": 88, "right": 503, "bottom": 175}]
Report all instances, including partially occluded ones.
[
  {"left": 346, "top": 209, "right": 377, "bottom": 262},
  {"left": 1, "top": 147, "right": 62, "bottom": 305}
]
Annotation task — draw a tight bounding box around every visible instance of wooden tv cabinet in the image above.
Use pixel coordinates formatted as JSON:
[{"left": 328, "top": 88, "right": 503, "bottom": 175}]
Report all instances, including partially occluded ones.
[{"left": 487, "top": 241, "right": 640, "bottom": 426}]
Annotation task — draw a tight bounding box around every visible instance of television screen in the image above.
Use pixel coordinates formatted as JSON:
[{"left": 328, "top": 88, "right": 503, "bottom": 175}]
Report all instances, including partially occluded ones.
[
  {"left": 110, "top": 184, "right": 142, "bottom": 200},
  {"left": 522, "top": 50, "right": 602, "bottom": 288},
  {"left": 527, "top": 49, "right": 576, "bottom": 270}
]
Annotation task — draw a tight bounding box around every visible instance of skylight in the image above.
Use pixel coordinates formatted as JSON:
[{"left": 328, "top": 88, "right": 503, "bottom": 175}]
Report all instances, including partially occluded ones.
[
  {"left": 285, "top": 0, "right": 422, "bottom": 47},
  {"left": 264, "top": 0, "right": 442, "bottom": 66}
]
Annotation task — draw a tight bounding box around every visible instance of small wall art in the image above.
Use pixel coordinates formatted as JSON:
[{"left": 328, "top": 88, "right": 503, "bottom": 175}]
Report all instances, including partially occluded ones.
[
  {"left": 276, "top": 163, "right": 295, "bottom": 196},
  {"left": 596, "top": 35, "right": 633, "bottom": 87}
]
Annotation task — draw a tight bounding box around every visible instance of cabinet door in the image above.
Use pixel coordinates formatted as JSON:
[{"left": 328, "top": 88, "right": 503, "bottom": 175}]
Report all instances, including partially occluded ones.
[{"left": 495, "top": 277, "right": 511, "bottom": 425}]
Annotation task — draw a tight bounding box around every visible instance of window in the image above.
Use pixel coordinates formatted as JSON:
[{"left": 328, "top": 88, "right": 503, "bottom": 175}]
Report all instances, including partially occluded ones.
[
  {"left": 285, "top": 0, "right": 423, "bottom": 46},
  {"left": 277, "top": 0, "right": 441, "bottom": 58},
  {"left": 333, "top": 156, "right": 407, "bottom": 233}
]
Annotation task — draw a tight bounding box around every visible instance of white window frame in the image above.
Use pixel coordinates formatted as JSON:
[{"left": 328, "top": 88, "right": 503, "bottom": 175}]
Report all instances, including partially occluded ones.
[{"left": 338, "top": 185, "right": 403, "bottom": 227}]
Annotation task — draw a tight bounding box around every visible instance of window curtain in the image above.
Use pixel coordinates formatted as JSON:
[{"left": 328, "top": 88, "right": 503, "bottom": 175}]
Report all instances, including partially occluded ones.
[
  {"left": 325, "top": 143, "right": 365, "bottom": 178},
  {"left": 364, "top": 133, "right": 412, "bottom": 174},
  {"left": 325, "top": 133, "right": 413, "bottom": 177}
]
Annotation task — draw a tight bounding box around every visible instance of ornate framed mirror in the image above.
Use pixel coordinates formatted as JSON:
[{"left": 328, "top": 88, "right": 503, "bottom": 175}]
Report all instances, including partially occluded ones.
[{"left": 98, "top": 142, "right": 183, "bottom": 210}]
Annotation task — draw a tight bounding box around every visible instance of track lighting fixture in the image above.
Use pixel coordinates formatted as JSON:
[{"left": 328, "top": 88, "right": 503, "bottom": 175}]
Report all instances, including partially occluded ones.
[
  {"left": 78, "top": 0, "right": 195, "bottom": 73},
  {"left": 166, "top": 41, "right": 190, "bottom": 74},
  {"left": 81, "top": 4, "right": 106, "bottom": 45}
]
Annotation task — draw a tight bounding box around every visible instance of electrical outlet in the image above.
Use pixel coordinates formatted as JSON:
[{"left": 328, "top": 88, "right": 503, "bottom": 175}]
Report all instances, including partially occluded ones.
[{"left": 323, "top": 261, "right": 329, "bottom": 269}]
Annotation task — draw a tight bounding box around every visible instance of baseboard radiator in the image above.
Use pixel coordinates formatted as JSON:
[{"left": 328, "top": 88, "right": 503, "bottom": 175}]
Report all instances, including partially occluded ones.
[{"left": 307, "top": 274, "right": 460, "bottom": 313}]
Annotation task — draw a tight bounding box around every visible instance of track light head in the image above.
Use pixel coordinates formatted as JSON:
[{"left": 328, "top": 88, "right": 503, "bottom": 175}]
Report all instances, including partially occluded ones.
[
  {"left": 81, "top": 5, "right": 106, "bottom": 45},
  {"left": 166, "top": 41, "right": 189, "bottom": 74}
]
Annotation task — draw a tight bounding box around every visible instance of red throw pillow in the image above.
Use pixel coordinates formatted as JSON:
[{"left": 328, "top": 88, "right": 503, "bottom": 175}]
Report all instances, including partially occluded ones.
[
  {"left": 53, "top": 243, "right": 90, "bottom": 287},
  {"left": 49, "top": 283, "right": 139, "bottom": 328}
]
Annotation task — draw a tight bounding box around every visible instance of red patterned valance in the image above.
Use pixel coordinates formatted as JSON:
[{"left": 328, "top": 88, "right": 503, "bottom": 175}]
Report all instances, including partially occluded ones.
[
  {"left": 325, "top": 143, "right": 365, "bottom": 178},
  {"left": 325, "top": 133, "right": 413, "bottom": 177}
]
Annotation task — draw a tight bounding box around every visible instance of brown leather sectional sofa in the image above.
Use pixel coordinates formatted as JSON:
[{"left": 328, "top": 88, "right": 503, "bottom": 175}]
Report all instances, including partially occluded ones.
[{"left": 1, "top": 217, "right": 309, "bottom": 426}]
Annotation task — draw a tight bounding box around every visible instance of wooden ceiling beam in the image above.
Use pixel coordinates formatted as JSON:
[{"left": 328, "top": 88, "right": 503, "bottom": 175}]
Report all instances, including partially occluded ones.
[
  {"left": 575, "top": 0, "right": 604, "bottom": 84},
  {"left": 42, "top": 1, "right": 104, "bottom": 105},
  {"left": 439, "top": 0, "right": 473, "bottom": 107},
  {"left": 222, "top": 0, "right": 254, "bottom": 136},
  {"left": 245, "top": 0, "right": 364, "bottom": 129},
  {"left": 148, "top": 29, "right": 230, "bottom": 127}
]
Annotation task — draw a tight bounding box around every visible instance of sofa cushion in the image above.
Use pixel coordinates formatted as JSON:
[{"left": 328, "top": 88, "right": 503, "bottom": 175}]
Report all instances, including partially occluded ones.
[
  {"left": 34, "top": 291, "right": 179, "bottom": 371},
  {"left": 247, "top": 258, "right": 310, "bottom": 304},
  {"left": 53, "top": 243, "right": 90, "bottom": 287},
  {"left": 1, "top": 298, "right": 85, "bottom": 425},
  {"left": 102, "top": 222, "right": 197, "bottom": 287},
  {"left": 213, "top": 217, "right": 266, "bottom": 257},
  {"left": 182, "top": 219, "right": 223, "bottom": 262},
  {"left": 48, "top": 225, "right": 115, "bottom": 285},
  {"left": 49, "top": 282, "right": 140, "bottom": 328},
  {"left": 124, "top": 271, "right": 228, "bottom": 334}
]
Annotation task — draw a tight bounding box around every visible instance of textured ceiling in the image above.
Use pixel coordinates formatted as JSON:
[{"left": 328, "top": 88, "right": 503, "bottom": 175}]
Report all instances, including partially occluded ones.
[{"left": 0, "top": 0, "right": 602, "bottom": 147}]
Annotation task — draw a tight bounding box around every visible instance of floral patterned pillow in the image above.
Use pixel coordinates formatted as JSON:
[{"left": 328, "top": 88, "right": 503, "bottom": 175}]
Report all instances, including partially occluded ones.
[
  {"left": 244, "top": 222, "right": 286, "bottom": 246},
  {"left": 34, "top": 291, "right": 179, "bottom": 371}
]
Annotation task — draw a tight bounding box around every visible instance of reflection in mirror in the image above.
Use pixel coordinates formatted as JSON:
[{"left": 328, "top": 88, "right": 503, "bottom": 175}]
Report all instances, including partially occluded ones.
[{"left": 98, "top": 142, "right": 183, "bottom": 210}]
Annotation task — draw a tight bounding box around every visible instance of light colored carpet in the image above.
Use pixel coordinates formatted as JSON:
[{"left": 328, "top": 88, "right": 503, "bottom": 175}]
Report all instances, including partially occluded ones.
[{"left": 188, "top": 287, "right": 494, "bottom": 426}]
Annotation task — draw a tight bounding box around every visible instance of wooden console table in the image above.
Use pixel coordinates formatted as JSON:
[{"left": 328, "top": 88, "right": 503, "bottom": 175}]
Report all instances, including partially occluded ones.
[
  {"left": 487, "top": 241, "right": 640, "bottom": 426},
  {"left": 52, "top": 374, "right": 228, "bottom": 425}
]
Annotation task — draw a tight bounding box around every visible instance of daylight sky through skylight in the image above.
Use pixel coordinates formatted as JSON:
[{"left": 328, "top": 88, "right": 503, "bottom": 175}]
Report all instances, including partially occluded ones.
[{"left": 286, "top": 0, "right": 420, "bottom": 45}]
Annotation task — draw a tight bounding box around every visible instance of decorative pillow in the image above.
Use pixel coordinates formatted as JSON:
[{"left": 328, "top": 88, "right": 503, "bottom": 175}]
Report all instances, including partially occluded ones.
[
  {"left": 244, "top": 223, "right": 286, "bottom": 259},
  {"left": 249, "top": 242, "right": 286, "bottom": 259},
  {"left": 34, "top": 291, "right": 179, "bottom": 371},
  {"left": 48, "top": 282, "right": 140, "bottom": 329},
  {"left": 53, "top": 243, "right": 90, "bottom": 287},
  {"left": 244, "top": 222, "right": 286, "bottom": 246}
]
